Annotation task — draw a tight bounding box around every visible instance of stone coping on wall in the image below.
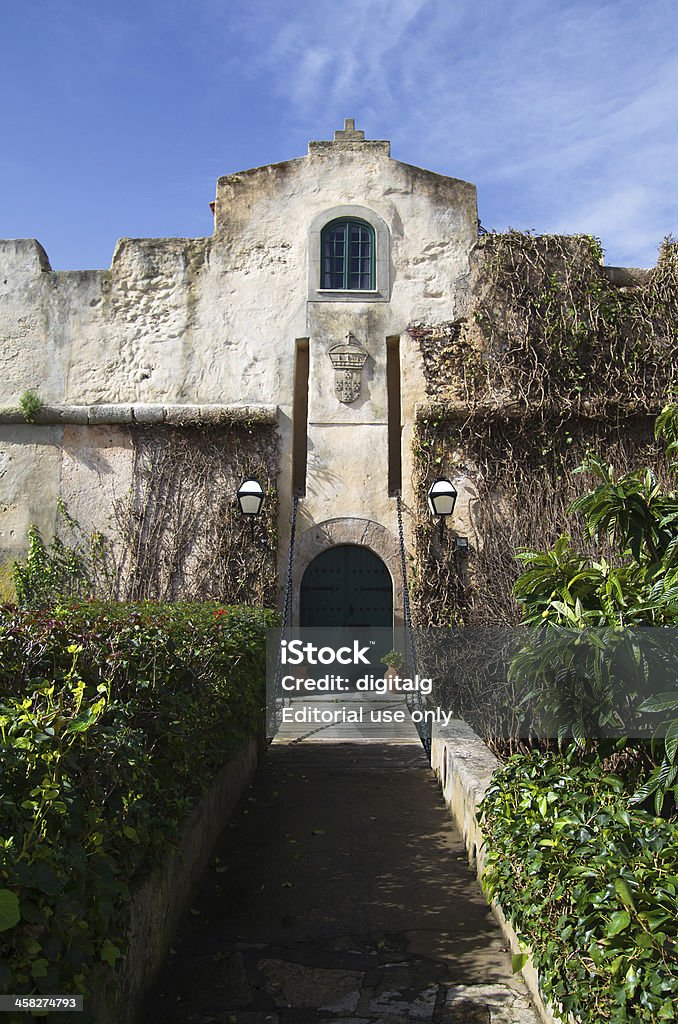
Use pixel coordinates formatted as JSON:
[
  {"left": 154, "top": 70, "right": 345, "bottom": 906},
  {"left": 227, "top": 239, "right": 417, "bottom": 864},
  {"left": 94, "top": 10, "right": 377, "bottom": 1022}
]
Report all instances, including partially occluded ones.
[
  {"left": 0, "top": 404, "right": 278, "bottom": 427},
  {"left": 414, "top": 399, "right": 665, "bottom": 423},
  {"left": 431, "top": 720, "right": 572, "bottom": 1024},
  {"left": 602, "top": 266, "right": 652, "bottom": 287}
]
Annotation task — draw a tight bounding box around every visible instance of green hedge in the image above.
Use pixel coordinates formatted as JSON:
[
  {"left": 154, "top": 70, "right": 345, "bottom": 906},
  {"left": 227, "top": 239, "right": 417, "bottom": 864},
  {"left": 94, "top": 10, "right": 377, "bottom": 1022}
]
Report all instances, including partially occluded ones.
[
  {"left": 479, "top": 752, "right": 678, "bottom": 1023},
  {"left": 0, "top": 602, "right": 276, "bottom": 1019}
]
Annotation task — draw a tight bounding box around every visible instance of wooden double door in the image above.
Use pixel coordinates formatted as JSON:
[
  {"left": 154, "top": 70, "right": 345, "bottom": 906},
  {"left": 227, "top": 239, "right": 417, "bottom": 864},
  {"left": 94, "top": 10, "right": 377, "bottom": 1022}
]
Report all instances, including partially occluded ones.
[{"left": 299, "top": 545, "right": 393, "bottom": 628}]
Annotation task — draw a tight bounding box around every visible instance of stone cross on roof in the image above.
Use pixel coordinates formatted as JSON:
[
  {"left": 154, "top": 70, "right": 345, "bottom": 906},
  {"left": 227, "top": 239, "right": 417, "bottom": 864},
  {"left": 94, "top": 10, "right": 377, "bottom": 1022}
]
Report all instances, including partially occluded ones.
[
  {"left": 308, "top": 120, "right": 390, "bottom": 156},
  {"left": 334, "top": 118, "right": 365, "bottom": 142}
]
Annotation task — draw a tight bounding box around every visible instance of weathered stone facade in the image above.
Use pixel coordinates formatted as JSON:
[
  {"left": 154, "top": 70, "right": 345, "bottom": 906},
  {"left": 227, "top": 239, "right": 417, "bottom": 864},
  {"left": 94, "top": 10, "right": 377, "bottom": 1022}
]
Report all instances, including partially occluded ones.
[
  {"left": 0, "top": 121, "right": 480, "bottom": 615},
  {"left": 0, "top": 121, "right": 654, "bottom": 619}
]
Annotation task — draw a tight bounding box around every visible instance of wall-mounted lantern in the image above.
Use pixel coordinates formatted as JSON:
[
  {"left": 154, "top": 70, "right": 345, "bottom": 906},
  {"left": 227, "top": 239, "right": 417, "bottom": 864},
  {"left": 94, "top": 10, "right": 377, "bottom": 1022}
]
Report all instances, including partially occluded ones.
[
  {"left": 427, "top": 477, "right": 458, "bottom": 542},
  {"left": 237, "top": 477, "right": 266, "bottom": 544}
]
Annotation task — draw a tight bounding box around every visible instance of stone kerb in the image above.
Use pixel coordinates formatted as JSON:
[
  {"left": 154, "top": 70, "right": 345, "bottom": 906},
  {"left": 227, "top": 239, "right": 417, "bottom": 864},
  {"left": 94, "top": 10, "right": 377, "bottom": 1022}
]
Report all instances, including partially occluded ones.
[
  {"left": 431, "top": 721, "right": 566, "bottom": 1024},
  {"left": 90, "top": 737, "right": 260, "bottom": 1024}
]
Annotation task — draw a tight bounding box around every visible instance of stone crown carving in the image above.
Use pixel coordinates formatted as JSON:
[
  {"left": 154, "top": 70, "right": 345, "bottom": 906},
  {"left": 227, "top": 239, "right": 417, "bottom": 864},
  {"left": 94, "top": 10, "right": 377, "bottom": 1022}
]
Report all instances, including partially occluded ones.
[{"left": 328, "top": 333, "right": 368, "bottom": 404}]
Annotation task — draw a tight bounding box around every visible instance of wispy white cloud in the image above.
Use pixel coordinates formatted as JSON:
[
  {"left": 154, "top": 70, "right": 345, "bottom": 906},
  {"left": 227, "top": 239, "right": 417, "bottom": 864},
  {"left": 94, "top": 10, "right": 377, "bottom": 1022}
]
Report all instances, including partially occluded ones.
[
  {"left": 228, "top": 0, "right": 438, "bottom": 120},
  {"left": 555, "top": 185, "right": 662, "bottom": 263},
  {"left": 220, "top": 0, "right": 677, "bottom": 265},
  {"left": 3, "top": 0, "right": 674, "bottom": 267}
]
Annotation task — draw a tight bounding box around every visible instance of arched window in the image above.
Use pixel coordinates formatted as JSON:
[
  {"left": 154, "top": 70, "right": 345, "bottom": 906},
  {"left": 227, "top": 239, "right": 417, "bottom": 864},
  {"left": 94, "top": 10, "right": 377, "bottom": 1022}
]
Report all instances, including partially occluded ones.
[
  {"left": 321, "top": 218, "right": 375, "bottom": 290},
  {"left": 309, "top": 206, "right": 389, "bottom": 302}
]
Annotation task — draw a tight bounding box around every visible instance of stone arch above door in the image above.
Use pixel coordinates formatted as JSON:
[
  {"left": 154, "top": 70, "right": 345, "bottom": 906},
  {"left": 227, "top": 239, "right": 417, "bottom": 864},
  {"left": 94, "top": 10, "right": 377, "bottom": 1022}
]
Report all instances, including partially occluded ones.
[{"left": 292, "top": 518, "right": 404, "bottom": 627}]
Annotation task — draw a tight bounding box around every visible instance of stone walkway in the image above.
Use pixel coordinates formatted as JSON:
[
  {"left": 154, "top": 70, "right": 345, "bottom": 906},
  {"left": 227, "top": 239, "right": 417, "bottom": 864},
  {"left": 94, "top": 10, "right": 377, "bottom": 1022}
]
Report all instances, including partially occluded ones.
[{"left": 145, "top": 737, "right": 539, "bottom": 1024}]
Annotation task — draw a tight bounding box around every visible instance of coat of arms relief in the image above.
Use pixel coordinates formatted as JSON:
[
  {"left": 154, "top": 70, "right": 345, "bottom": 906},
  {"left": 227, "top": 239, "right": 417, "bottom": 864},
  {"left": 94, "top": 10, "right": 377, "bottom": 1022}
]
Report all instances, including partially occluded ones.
[{"left": 328, "top": 333, "right": 368, "bottom": 404}]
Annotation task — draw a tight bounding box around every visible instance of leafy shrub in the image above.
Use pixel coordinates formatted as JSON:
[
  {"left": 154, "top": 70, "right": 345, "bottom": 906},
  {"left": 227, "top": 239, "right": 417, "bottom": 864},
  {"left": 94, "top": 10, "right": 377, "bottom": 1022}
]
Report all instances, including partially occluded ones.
[
  {"left": 12, "top": 524, "right": 87, "bottom": 609},
  {"left": 633, "top": 689, "right": 678, "bottom": 811},
  {"left": 0, "top": 602, "right": 276, "bottom": 1021},
  {"left": 479, "top": 752, "right": 678, "bottom": 1023},
  {"left": 11, "top": 502, "right": 111, "bottom": 610},
  {"left": 511, "top": 405, "right": 678, "bottom": 810}
]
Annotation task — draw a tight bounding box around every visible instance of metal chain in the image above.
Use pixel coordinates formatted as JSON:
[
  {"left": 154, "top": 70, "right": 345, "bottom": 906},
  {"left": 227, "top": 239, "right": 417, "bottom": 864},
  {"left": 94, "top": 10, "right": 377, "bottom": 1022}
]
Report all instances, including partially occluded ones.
[
  {"left": 396, "top": 494, "right": 431, "bottom": 758},
  {"left": 396, "top": 493, "right": 416, "bottom": 670},
  {"left": 270, "top": 495, "right": 299, "bottom": 737},
  {"left": 281, "top": 495, "right": 299, "bottom": 635}
]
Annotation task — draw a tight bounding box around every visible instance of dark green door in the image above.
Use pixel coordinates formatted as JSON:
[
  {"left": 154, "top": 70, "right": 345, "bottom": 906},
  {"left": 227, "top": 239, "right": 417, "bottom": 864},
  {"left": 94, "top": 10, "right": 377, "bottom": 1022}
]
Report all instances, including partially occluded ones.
[{"left": 300, "top": 545, "right": 393, "bottom": 627}]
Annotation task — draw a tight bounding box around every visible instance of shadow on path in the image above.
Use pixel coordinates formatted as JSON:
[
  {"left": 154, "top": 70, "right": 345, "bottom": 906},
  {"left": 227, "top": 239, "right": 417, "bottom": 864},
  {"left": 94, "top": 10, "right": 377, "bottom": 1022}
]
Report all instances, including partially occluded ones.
[{"left": 145, "top": 741, "right": 538, "bottom": 1024}]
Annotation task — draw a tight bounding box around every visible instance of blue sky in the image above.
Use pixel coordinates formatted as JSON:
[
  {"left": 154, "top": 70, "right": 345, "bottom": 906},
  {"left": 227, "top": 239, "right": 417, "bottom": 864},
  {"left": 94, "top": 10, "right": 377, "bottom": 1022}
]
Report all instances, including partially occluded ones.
[{"left": 1, "top": 0, "right": 676, "bottom": 270}]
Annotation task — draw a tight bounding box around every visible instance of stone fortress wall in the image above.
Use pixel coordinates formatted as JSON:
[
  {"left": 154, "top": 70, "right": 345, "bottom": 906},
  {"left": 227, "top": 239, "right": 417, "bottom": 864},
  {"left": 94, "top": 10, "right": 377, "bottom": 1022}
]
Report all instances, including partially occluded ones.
[{"left": 0, "top": 121, "right": 652, "bottom": 614}]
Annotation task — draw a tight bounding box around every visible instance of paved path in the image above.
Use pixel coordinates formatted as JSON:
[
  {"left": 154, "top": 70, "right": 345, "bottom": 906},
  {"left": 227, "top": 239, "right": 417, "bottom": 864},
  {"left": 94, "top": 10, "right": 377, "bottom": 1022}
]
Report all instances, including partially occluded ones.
[{"left": 145, "top": 736, "right": 539, "bottom": 1024}]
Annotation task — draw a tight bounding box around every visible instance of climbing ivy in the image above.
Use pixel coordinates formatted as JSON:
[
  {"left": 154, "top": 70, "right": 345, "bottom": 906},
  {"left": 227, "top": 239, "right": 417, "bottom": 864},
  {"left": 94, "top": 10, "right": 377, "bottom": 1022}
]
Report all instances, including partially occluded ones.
[
  {"left": 10, "top": 423, "right": 279, "bottom": 608},
  {"left": 409, "top": 232, "right": 678, "bottom": 628},
  {"left": 411, "top": 233, "right": 678, "bottom": 415},
  {"left": 410, "top": 410, "right": 666, "bottom": 627}
]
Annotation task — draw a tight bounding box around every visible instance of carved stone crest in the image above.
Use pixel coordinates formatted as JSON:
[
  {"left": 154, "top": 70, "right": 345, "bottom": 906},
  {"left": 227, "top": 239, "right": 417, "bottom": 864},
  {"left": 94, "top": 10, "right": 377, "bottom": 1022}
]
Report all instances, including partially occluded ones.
[{"left": 328, "top": 333, "right": 368, "bottom": 404}]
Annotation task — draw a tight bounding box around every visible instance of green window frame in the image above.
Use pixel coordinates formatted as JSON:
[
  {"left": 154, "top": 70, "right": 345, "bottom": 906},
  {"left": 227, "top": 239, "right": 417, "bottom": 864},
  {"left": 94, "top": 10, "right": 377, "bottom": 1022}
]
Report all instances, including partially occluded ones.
[{"left": 321, "top": 218, "right": 375, "bottom": 290}]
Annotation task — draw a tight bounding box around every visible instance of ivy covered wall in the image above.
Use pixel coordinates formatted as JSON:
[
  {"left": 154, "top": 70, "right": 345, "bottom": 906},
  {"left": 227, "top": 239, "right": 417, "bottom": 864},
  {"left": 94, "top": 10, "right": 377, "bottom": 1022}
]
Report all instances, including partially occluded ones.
[
  {"left": 2, "top": 415, "right": 279, "bottom": 608},
  {"left": 409, "top": 233, "right": 678, "bottom": 625}
]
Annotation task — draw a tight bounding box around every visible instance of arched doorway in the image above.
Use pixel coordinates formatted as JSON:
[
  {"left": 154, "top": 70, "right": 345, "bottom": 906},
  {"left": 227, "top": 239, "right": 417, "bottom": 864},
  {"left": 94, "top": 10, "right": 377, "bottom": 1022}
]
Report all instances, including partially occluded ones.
[{"left": 300, "top": 545, "right": 393, "bottom": 628}]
